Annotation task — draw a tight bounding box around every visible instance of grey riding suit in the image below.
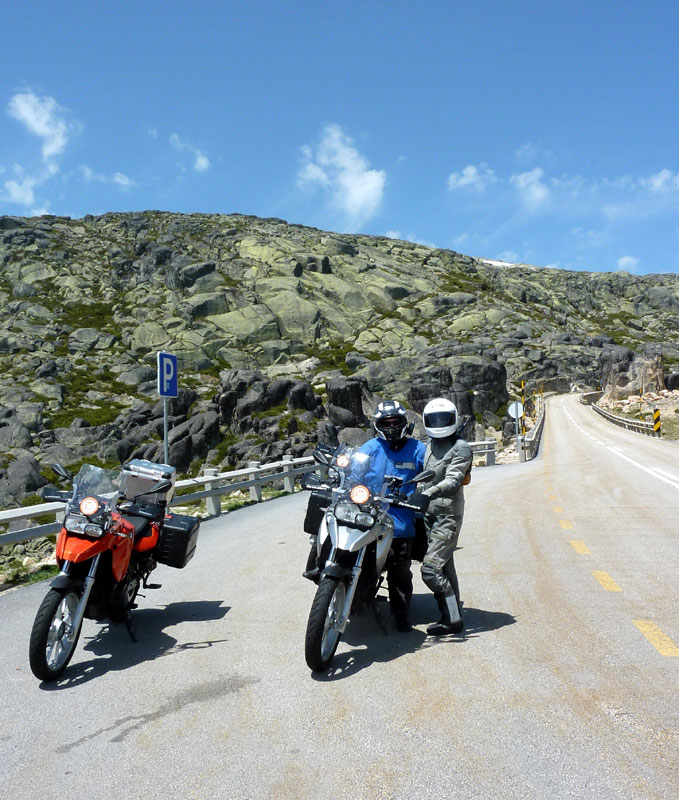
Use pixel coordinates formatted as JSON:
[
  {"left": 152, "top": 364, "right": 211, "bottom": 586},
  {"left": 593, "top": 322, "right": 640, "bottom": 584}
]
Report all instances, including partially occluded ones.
[{"left": 420, "top": 436, "right": 473, "bottom": 623}]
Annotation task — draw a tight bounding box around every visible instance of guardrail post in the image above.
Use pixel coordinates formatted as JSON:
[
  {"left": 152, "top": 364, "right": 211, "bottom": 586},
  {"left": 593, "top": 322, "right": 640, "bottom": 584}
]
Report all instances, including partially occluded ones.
[
  {"left": 202, "top": 467, "right": 221, "bottom": 517},
  {"left": 518, "top": 435, "right": 526, "bottom": 463},
  {"left": 282, "top": 453, "right": 295, "bottom": 493},
  {"left": 487, "top": 442, "right": 496, "bottom": 466},
  {"left": 248, "top": 461, "right": 262, "bottom": 501}
]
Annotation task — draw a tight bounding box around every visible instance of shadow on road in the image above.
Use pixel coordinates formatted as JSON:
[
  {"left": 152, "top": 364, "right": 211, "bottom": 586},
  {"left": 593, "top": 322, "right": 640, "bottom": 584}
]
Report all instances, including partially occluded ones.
[
  {"left": 40, "top": 599, "right": 230, "bottom": 690},
  {"left": 312, "top": 592, "right": 516, "bottom": 682}
]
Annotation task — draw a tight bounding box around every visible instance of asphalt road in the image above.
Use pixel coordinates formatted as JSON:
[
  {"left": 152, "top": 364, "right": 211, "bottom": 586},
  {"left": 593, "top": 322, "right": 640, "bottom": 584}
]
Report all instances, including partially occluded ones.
[{"left": 1, "top": 393, "right": 678, "bottom": 799}]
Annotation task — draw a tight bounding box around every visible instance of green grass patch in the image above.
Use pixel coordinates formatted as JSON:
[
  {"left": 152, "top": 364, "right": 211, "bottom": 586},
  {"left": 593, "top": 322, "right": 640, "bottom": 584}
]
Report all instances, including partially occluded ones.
[{"left": 6, "top": 563, "right": 60, "bottom": 586}]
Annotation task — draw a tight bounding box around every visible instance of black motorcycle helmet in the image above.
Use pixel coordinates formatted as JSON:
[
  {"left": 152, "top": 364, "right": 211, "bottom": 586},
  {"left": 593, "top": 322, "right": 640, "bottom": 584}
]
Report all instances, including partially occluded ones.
[{"left": 373, "top": 400, "right": 412, "bottom": 446}]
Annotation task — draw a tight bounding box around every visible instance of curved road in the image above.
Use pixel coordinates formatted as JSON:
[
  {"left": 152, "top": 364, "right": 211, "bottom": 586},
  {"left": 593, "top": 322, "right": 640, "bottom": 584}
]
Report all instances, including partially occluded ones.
[{"left": 1, "top": 393, "right": 678, "bottom": 799}]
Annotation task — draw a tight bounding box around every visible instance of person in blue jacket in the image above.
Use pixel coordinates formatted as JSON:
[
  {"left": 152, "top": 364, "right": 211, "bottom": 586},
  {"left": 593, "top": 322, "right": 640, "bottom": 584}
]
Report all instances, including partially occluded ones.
[{"left": 353, "top": 400, "right": 426, "bottom": 632}]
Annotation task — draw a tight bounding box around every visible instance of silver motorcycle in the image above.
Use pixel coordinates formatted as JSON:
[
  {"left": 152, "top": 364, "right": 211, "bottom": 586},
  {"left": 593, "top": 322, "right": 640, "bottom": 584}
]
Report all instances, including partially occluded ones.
[{"left": 303, "top": 448, "right": 432, "bottom": 671}]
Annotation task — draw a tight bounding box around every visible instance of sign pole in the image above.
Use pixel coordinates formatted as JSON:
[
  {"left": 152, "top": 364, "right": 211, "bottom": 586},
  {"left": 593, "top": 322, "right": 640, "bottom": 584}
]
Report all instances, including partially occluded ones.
[{"left": 163, "top": 396, "right": 169, "bottom": 464}]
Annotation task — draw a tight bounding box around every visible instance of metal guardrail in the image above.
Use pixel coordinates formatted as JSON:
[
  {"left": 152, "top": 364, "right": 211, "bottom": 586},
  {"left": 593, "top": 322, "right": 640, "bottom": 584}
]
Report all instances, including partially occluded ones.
[
  {"left": 523, "top": 403, "right": 546, "bottom": 460},
  {"left": 590, "top": 403, "right": 660, "bottom": 437},
  {"left": 469, "top": 440, "right": 496, "bottom": 466},
  {"left": 0, "top": 455, "right": 317, "bottom": 548},
  {"left": 0, "top": 439, "right": 502, "bottom": 549}
]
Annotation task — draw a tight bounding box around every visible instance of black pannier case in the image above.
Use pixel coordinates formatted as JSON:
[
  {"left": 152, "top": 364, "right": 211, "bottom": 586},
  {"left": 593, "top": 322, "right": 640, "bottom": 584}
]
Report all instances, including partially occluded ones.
[{"left": 157, "top": 513, "right": 200, "bottom": 568}]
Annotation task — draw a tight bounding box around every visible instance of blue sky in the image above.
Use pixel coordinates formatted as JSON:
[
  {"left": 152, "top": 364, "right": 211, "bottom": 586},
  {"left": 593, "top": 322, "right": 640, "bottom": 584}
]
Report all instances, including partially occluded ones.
[{"left": 1, "top": 1, "right": 678, "bottom": 275}]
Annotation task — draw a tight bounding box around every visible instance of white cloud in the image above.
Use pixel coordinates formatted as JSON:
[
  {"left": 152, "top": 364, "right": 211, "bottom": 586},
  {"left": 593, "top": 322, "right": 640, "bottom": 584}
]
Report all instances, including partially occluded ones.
[
  {"left": 193, "top": 151, "right": 210, "bottom": 172},
  {"left": 3, "top": 91, "right": 78, "bottom": 210},
  {"left": 616, "top": 255, "right": 640, "bottom": 272},
  {"left": 385, "top": 230, "right": 401, "bottom": 239},
  {"left": 511, "top": 168, "right": 550, "bottom": 210},
  {"left": 640, "top": 169, "right": 679, "bottom": 193},
  {"left": 113, "top": 172, "right": 135, "bottom": 191},
  {"left": 447, "top": 164, "right": 497, "bottom": 192},
  {"left": 298, "top": 123, "right": 386, "bottom": 228},
  {"left": 169, "top": 133, "right": 211, "bottom": 172},
  {"left": 7, "top": 92, "right": 71, "bottom": 162},
  {"left": 3, "top": 173, "right": 37, "bottom": 206},
  {"left": 79, "top": 165, "right": 136, "bottom": 192}
]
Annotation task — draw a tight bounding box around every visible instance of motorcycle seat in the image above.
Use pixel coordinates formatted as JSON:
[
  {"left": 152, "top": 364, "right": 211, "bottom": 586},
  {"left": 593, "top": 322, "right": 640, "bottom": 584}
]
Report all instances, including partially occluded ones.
[{"left": 123, "top": 514, "right": 151, "bottom": 536}]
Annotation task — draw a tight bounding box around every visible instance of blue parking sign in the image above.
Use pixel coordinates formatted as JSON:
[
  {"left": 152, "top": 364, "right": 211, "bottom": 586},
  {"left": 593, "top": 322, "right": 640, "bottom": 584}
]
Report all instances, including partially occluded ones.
[{"left": 157, "top": 352, "right": 178, "bottom": 398}]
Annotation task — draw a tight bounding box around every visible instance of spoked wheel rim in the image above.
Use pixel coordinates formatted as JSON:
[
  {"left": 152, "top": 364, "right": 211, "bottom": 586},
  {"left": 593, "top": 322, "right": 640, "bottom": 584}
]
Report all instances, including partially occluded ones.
[
  {"left": 320, "top": 581, "right": 346, "bottom": 662},
  {"left": 45, "top": 592, "right": 79, "bottom": 671}
]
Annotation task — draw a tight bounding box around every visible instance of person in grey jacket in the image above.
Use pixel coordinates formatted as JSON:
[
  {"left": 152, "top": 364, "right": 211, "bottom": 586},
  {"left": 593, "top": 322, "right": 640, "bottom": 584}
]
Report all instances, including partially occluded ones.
[{"left": 419, "top": 397, "right": 473, "bottom": 635}]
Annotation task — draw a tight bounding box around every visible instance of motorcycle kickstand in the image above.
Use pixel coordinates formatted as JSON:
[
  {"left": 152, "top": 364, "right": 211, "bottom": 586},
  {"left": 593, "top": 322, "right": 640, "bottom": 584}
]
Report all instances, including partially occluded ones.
[{"left": 124, "top": 611, "right": 139, "bottom": 643}]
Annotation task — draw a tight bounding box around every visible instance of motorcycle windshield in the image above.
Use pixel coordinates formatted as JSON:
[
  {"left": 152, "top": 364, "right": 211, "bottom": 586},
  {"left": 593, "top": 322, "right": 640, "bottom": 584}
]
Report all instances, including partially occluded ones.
[
  {"left": 71, "top": 464, "right": 122, "bottom": 510},
  {"left": 338, "top": 450, "right": 372, "bottom": 497}
]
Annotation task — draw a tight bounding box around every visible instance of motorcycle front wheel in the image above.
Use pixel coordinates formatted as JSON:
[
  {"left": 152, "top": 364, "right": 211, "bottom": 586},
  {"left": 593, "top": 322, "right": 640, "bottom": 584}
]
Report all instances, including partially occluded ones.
[
  {"left": 305, "top": 577, "right": 347, "bottom": 671},
  {"left": 29, "top": 587, "right": 82, "bottom": 681}
]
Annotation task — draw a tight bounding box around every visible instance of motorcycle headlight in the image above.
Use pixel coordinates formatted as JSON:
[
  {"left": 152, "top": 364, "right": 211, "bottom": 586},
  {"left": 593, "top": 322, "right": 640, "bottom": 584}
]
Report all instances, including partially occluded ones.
[
  {"left": 64, "top": 514, "right": 104, "bottom": 537},
  {"left": 349, "top": 485, "right": 370, "bottom": 504},
  {"left": 334, "top": 502, "right": 376, "bottom": 530},
  {"left": 80, "top": 496, "right": 100, "bottom": 516}
]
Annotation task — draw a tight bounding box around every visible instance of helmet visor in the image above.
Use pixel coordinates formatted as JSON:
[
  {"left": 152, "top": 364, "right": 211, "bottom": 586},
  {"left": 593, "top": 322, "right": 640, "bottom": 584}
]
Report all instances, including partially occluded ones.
[
  {"left": 378, "top": 417, "right": 404, "bottom": 430},
  {"left": 423, "top": 410, "right": 456, "bottom": 428}
]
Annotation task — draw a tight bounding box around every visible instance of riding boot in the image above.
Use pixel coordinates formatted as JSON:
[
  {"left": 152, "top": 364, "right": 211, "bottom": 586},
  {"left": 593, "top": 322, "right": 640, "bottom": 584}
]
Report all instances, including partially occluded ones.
[{"left": 426, "top": 593, "right": 463, "bottom": 635}]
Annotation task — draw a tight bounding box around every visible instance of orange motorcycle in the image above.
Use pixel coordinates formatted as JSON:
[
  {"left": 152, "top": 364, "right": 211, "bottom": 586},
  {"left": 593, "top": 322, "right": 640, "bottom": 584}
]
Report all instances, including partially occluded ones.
[{"left": 29, "top": 459, "right": 199, "bottom": 681}]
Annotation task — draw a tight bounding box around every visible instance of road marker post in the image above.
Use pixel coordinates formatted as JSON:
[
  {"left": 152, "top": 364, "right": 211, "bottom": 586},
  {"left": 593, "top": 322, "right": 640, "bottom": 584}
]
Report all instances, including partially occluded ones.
[{"left": 653, "top": 408, "right": 661, "bottom": 437}]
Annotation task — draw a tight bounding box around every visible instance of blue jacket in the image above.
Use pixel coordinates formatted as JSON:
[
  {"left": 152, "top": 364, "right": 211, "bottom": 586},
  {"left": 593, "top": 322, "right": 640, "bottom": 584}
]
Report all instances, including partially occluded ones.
[{"left": 350, "top": 437, "right": 426, "bottom": 538}]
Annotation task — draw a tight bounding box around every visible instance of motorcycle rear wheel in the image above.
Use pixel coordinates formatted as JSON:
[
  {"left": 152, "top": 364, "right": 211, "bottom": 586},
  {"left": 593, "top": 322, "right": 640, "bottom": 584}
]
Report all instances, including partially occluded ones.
[
  {"left": 29, "top": 588, "right": 82, "bottom": 681},
  {"left": 305, "top": 577, "right": 346, "bottom": 671}
]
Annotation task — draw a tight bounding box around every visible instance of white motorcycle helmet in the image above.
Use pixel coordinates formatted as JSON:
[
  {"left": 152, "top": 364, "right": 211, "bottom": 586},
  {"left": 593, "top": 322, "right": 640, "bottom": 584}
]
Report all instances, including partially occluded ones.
[{"left": 422, "top": 397, "right": 459, "bottom": 438}]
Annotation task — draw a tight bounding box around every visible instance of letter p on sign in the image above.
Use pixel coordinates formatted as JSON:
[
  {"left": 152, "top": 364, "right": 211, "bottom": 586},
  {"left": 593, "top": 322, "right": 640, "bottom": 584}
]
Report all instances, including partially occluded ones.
[{"left": 157, "top": 352, "right": 178, "bottom": 398}]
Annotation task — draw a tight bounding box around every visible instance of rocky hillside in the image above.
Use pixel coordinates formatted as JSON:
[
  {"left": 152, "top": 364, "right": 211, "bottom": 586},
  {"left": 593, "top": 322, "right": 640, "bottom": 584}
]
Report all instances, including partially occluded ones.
[{"left": 1, "top": 210, "right": 679, "bottom": 509}]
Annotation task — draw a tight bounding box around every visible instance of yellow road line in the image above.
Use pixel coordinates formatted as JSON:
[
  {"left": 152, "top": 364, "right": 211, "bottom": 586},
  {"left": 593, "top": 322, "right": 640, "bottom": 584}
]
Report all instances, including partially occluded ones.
[
  {"left": 569, "top": 540, "right": 590, "bottom": 554},
  {"left": 553, "top": 506, "right": 564, "bottom": 513},
  {"left": 559, "top": 519, "right": 573, "bottom": 530},
  {"left": 633, "top": 620, "right": 679, "bottom": 657},
  {"left": 592, "top": 571, "right": 622, "bottom": 591}
]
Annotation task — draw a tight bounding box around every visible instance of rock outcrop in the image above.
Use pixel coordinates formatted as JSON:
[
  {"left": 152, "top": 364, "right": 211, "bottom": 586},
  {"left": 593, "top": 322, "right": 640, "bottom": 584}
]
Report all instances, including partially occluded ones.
[{"left": 1, "top": 210, "right": 679, "bottom": 511}]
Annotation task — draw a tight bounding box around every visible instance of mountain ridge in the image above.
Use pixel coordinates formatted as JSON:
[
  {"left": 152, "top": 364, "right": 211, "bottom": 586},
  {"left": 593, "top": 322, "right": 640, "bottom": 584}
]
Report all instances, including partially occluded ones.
[{"left": 1, "top": 210, "right": 678, "bottom": 512}]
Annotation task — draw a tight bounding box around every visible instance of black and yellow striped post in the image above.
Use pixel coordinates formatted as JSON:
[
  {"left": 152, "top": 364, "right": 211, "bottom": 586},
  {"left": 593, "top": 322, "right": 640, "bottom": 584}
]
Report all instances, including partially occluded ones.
[
  {"left": 521, "top": 380, "right": 526, "bottom": 435},
  {"left": 653, "top": 408, "right": 661, "bottom": 437}
]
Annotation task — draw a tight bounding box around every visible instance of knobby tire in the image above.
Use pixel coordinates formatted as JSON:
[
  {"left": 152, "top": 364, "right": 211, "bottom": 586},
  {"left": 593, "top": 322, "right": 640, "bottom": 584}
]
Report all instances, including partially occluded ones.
[
  {"left": 305, "top": 577, "right": 346, "bottom": 671},
  {"left": 29, "top": 587, "right": 82, "bottom": 681}
]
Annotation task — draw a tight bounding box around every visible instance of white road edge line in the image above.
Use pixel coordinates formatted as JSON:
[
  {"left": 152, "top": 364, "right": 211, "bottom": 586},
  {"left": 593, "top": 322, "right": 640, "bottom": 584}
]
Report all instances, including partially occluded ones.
[{"left": 564, "top": 404, "right": 679, "bottom": 492}]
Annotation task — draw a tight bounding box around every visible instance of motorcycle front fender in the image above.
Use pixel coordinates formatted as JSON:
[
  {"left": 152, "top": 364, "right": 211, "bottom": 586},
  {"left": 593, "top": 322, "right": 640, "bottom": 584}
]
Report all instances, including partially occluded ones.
[
  {"left": 57, "top": 530, "right": 110, "bottom": 563},
  {"left": 56, "top": 530, "right": 133, "bottom": 582},
  {"left": 334, "top": 523, "right": 378, "bottom": 553},
  {"left": 51, "top": 573, "right": 83, "bottom": 591},
  {"left": 322, "top": 563, "right": 352, "bottom": 580}
]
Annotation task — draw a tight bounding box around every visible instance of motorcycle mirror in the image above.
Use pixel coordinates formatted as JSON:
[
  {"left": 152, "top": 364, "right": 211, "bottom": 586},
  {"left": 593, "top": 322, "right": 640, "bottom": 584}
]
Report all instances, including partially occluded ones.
[
  {"left": 410, "top": 469, "right": 436, "bottom": 484},
  {"left": 312, "top": 449, "right": 332, "bottom": 466},
  {"left": 51, "top": 463, "right": 72, "bottom": 481}
]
